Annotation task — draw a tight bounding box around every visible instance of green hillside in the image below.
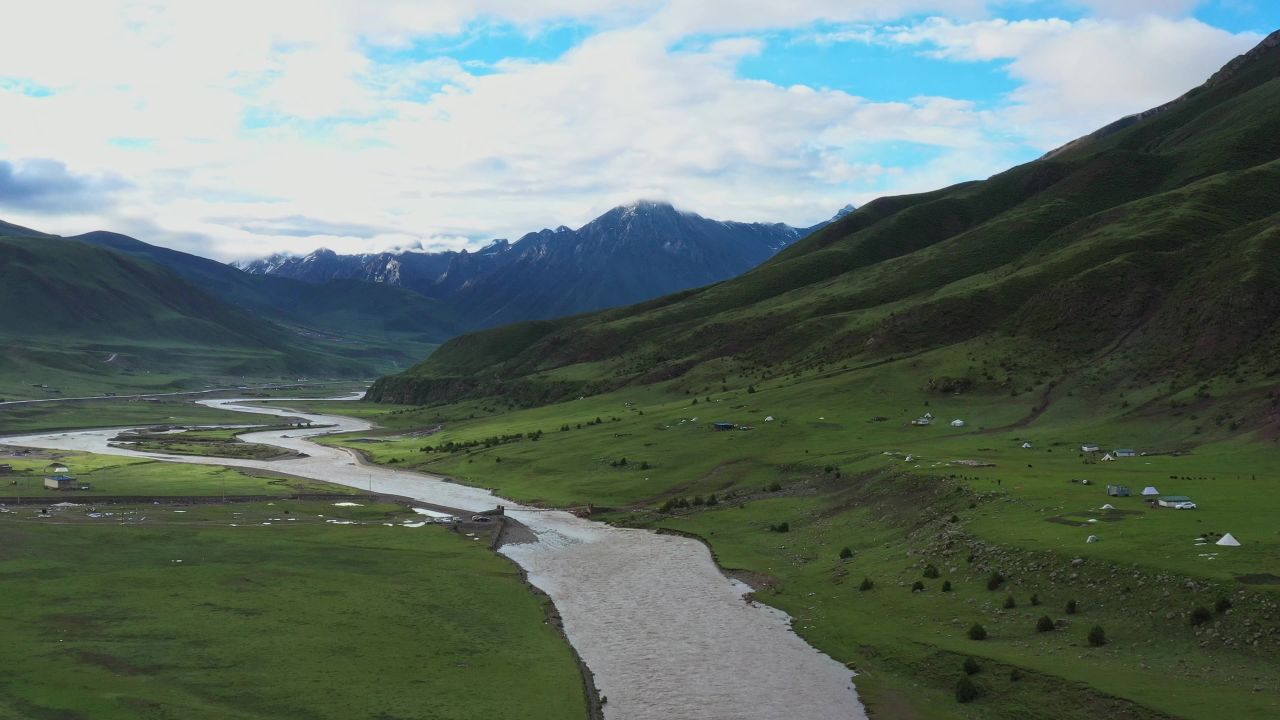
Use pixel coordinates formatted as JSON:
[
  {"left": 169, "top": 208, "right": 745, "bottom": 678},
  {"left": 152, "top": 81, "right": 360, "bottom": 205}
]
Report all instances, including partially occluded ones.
[
  {"left": 0, "top": 235, "right": 371, "bottom": 400},
  {"left": 370, "top": 30, "right": 1280, "bottom": 416},
  {"left": 71, "top": 231, "right": 460, "bottom": 346}
]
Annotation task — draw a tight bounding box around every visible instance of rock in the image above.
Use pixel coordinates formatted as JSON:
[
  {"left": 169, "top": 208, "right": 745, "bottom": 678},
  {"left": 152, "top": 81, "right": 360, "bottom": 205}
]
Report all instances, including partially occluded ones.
[{"left": 1071, "top": 558, "right": 1086, "bottom": 567}]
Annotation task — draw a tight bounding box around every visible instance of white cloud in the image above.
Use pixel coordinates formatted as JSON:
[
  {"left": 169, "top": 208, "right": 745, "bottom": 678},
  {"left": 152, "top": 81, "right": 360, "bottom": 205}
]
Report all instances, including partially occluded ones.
[
  {"left": 0, "top": 1, "right": 1264, "bottom": 260},
  {"left": 888, "top": 16, "right": 1260, "bottom": 145}
]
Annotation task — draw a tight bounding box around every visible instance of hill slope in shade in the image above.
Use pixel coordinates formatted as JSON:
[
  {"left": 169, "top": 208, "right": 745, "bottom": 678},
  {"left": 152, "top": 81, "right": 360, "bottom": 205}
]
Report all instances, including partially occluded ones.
[
  {"left": 370, "top": 30, "right": 1280, "bottom": 420},
  {"left": 71, "top": 231, "right": 460, "bottom": 345},
  {"left": 0, "top": 235, "right": 381, "bottom": 394},
  {"left": 240, "top": 201, "right": 837, "bottom": 329}
]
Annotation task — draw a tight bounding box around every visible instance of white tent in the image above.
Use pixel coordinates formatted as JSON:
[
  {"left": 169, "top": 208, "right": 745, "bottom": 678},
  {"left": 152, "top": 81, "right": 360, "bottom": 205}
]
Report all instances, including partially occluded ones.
[
  {"left": 1100, "top": 503, "right": 1115, "bottom": 510},
  {"left": 951, "top": 419, "right": 966, "bottom": 427},
  {"left": 764, "top": 416, "right": 774, "bottom": 422},
  {"left": 1086, "top": 535, "right": 1100, "bottom": 543},
  {"left": 1101, "top": 453, "right": 1115, "bottom": 462},
  {"left": 1216, "top": 533, "right": 1241, "bottom": 547},
  {"left": 1021, "top": 442, "right": 1033, "bottom": 449},
  {"left": 1141, "top": 486, "right": 1159, "bottom": 496}
]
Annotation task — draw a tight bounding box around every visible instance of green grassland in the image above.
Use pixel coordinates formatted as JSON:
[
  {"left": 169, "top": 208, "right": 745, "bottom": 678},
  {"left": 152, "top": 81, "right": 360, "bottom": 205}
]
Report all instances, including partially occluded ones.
[
  {"left": 0, "top": 450, "right": 354, "bottom": 499},
  {"left": 0, "top": 499, "right": 587, "bottom": 719},
  {"left": 301, "top": 344, "right": 1280, "bottom": 719},
  {"left": 0, "top": 397, "right": 265, "bottom": 435}
]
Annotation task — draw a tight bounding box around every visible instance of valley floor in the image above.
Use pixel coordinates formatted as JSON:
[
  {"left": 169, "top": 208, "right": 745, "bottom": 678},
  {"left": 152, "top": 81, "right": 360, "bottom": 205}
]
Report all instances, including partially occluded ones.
[{"left": 308, "top": 351, "right": 1280, "bottom": 720}]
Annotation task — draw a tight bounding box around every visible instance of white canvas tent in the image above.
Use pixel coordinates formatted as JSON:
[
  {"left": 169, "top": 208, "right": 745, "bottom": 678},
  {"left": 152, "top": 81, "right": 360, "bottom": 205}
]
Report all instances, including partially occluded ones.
[
  {"left": 1086, "top": 535, "right": 1100, "bottom": 543},
  {"left": 1100, "top": 503, "right": 1115, "bottom": 510},
  {"left": 1101, "top": 453, "right": 1115, "bottom": 461},
  {"left": 1021, "top": 442, "right": 1032, "bottom": 449},
  {"left": 1216, "top": 533, "right": 1241, "bottom": 547},
  {"left": 1141, "top": 486, "right": 1159, "bottom": 496}
]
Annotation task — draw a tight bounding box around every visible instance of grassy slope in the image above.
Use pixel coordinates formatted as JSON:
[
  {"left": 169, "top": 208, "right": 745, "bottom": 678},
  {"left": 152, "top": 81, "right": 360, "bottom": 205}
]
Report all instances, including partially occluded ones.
[
  {"left": 369, "top": 33, "right": 1280, "bottom": 414},
  {"left": 0, "top": 235, "right": 387, "bottom": 399},
  {"left": 0, "top": 499, "right": 586, "bottom": 719}
]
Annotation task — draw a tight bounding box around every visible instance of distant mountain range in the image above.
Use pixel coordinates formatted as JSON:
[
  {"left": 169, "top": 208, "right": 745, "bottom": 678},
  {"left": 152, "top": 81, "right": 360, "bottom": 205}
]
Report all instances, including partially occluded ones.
[
  {"left": 238, "top": 201, "right": 848, "bottom": 329},
  {"left": 0, "top": 201, "right": 843, "bottom": 394}
]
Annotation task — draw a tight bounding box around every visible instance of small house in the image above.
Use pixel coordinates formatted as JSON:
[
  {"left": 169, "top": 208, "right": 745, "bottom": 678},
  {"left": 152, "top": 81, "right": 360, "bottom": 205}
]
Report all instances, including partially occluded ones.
[
  {"left": 1106, "top": 485, "right": 1131, "bottom": 497},
  {"left": 1114, "top": 448, "right": 1138, "bottom": 458},
  {"left": 712, "top": 422, "right": 737, "bottom": 431},
  {"left": 0, "top": 464, "right": 12, "bottom": 474},
  {"left": 43, "top": 475, "right": 89, "bottom": 491},
  {"left": 1157, "top": 495, "right": 1195, "bottom": 509},
  {"left": 1081, "top": 443, "right": 1100, "bottom": 453},
  {"left": 950, "top": 419, "right": 966, "bottom": 427}
]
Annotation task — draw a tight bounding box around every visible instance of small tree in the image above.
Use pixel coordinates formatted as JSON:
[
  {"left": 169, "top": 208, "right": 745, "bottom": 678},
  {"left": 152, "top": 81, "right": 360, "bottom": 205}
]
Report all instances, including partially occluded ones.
[
  {"left": 1189, "top": 607, "right": 1212, "bottom": 626},
  {"left": 986, "top": 572, "right": 1005, "bottom": 591},
  {"left": 963, "top": 657, "right": 981, "bottom": 675},
  {"left": 1030, "top": 593, "right": 1041, "bottom": 606},
  {"left": 1065, "top": 599, "right": 1078, "bottom": 615},
  {"left": 1087, "top": 625, "right": 1107, "bottom": 647},
  {"left": 923, "top": 564, "right": 940, "bottom": 579},
  {"left": 942, "top": 580, "right": 953, "bottom": 592},
  {"left": 1036, "top": 615, "right": 1055, "bottom": 632},
  {"left": 706, "top": 493, "right": 719, "bottom": 506},
  {"left": 967, "top": 623, "right": 987, "bottom": 640},
  {"left": 839, "top": 546, "right": 853, "bottom": 560},
  {"left": 1003, "top": 594, "right": 1017, "bottom": 609},
  {"left": 911, "top": 580, "right": 925, "bottom": 592},
  {"left": 955, "top": 676, "right": 979, "bottom": 704},
  {"left": 859, "top": 577, "right": 874, "bottom": 591},
  {"left": 1214, "top": 597, "right": 1232, "bottom": 613}
]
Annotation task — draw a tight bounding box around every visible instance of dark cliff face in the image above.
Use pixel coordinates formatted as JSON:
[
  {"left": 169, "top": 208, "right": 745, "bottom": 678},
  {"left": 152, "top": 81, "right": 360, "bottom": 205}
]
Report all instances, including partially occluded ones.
[{"left": 237, "top": 201, "right": 828, "bottom": 329}]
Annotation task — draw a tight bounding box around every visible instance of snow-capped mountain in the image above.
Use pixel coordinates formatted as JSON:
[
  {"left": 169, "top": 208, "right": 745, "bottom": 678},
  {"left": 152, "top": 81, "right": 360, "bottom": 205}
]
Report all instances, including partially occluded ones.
[{"left": 236, "top": 201, "right": 849, "bottom": 329}]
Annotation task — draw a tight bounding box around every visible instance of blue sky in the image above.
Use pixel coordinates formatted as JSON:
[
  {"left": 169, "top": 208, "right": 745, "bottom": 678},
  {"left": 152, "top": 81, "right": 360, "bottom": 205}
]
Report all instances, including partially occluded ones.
[{"left": 0, "top": 0, "right": 1273, "bottom": 259}]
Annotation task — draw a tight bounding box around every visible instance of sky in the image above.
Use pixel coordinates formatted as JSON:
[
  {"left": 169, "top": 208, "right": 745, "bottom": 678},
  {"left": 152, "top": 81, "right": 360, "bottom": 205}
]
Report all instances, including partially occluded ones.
[{"left": 0, "top": 1, "right": 1275, "bottom": 261}]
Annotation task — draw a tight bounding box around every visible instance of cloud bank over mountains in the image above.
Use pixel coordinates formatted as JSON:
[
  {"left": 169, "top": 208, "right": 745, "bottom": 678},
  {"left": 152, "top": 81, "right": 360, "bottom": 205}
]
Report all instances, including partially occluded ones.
[{"left": 0, "top": 0, "right": 1269, "bottom": 259}]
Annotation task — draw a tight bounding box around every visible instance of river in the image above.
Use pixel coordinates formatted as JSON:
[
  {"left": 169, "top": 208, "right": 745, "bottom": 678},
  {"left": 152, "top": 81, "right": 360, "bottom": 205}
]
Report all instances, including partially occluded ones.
[{"left": 4, "top": 396, "right": 866, "bottom": 720}]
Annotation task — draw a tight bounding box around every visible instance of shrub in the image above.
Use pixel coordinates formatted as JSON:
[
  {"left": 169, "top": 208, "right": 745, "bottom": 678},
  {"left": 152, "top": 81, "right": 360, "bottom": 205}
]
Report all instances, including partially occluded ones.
[
  {"left": 955, "top": 676, "right": 979, "bottom": 704},
  {"left": 967, "top": 623, "right": 987, "bottom": 640},
  {"left": 1036, "top": 616, "right": 1055, "bottom": 632},
  {"left": 1003, "top": 594, "right": 1016, "bottom": 609},
  {"left": 986, "top": 572, "right": 1005, "bottom": 591},
  {"left": 911, "top": 581, "right": 925, "bottom": 592},
  {"left": 639, "top": 461, "right": 650, "bottom": 470},
  {"left": 923, "top": 564, "right": 940, "bottom": 579},
  {"left": 1030, "top": 593, "right": 1041, "bottom": 606},
  {"left": 1215, "top": 597, "right": 1232, "bottom": 613},
  {"left": 706, "top": 493, "right": 719, "bottom": 506},
  {"left": 949, "top": 513, "right": 959, "bottom": 523},
  {"left": 942, "top": 580, "right": 953, "bottom": 592},
  {"left": 691, "top": 495, "right": 705, "bottom": 506},
  {"left": 767, "top": 482, "right": 782, "bottom": 492},
  {"left": 769, "top": 522, "right": 790, "bottom": 533},
  {"left": 1088, "top": 625, "right": 1107, "bottom": 647},
  {"left": 1065, "top": 599, "right": 1078, "bottom": 615},
  {"left": 839, "top": 546, "right": 853, "bottom": 560},
  {"left": 1009, "top": 668, "right": 1023, "bottom": 682},
  {"left": 963, "top": 657, "right": 981, "bottom": 675},
  {"left": 859, "top": 577, "right": 874, "bottom": 591},
  {"left": 1189, "top": 607, "right": 1212, "bottom": 626}
]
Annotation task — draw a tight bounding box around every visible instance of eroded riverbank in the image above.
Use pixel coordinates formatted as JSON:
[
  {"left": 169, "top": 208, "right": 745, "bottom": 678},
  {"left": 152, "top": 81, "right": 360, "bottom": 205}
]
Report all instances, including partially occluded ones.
[{"left": 4, "top": 396, "right": 866, "bottom": 720}]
